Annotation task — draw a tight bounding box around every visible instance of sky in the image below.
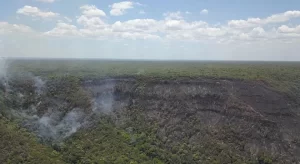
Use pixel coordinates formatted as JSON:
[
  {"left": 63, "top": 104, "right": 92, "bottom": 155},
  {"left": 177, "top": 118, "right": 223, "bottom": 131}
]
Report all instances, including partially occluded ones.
[{"left": 1, "top": 0, "right": 300, "bottom": 61}]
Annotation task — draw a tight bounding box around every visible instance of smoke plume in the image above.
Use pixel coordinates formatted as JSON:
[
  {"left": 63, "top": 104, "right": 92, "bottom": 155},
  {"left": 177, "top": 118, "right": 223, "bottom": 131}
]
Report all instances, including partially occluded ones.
[
  {"left": 0, "top": 58, "right": 9, "bottom": 86},
  {"left": 34, "top": 108, "right": 86, "bottom": 142},
  {"left": 3, "top": 74, "right": 116, "bottom": 143}
]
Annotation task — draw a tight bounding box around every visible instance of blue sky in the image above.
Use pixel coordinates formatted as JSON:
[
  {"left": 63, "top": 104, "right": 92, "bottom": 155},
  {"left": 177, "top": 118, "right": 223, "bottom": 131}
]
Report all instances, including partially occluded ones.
[{"left": 1, "top": 0, "right": 300, "bottom": 60}]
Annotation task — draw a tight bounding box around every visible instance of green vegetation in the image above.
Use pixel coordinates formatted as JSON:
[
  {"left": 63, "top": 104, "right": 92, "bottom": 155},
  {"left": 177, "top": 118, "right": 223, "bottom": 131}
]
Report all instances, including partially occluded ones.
[
  {"left": 0, "top": 117, "right": 64, "bottom": 164},
  {"left": 1, "top": 60, "right": 300, "bottom": 163},
  {"left": 46, "top": 75, "right": 92, "bottom": 113},
  {"left": 61, "top": 117, "right": 159, "bottom": 164},
  {"left": 54, "top": 113, "right": 254, "bottom": 164},
  {"left": 9, "top": 60, "right": 300, "bottom": 98}
]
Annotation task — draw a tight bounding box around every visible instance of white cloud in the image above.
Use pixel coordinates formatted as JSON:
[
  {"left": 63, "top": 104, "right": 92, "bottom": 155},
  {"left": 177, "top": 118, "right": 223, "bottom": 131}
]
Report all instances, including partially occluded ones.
[
  {"left": 196, "top": 27, "right": 226, "bottom": 37},
  {"left": 162, "top": 12, "right": 227, "bottom": 41},
  {"left": 246, "top": 27, "right": 267, "bottom": 40},
  {"left": 79, "top": 28, "right": 113, "bottom": 38},
  {"left": 228, "top": 10, "right": 300, "bottom": 28},
  {"left": 278, "top": 25, "right": 300, "bottom": 33},
  {"left": 164, "top": 20, "right": 207, "bottom": 31},
  {"left": 79, "top": 18, "right": 161, "bottom": 40},
  {"left": 77, "top": 5, "right": 108, "bottom": 30},
  {"left": 77, "top": 15, "right": 108, "bottom": 29},
  {"left": 111, "top": 19, "right": 161, "bottom": 39},
  {"left": 164, "top": 11, "right": 183, "bottom": 20},
  {"left": 200, "top": 9, "right": 208, "bottom": 14},
  {"left": 74, "top": 5, "right": 110, "bottom": 38},
  {"left": 46, "top": 17, "right": 161, "bottom": 40},
  {"left": 165, "top": 27, "right": 226, "bottom": 41},
  {"left": 35, "top": 0, "right": 56, "bottom": 3},
  {"left": 116, "top": 32, "right": 160, "bottom": 40},
  {"left": 164, "top": 20, "right": 184, "bottom": 30},
  {"left": 80, "top": 5, "right": 106, "bottom": 17},
  {"left": 112, "top": 19, "right": 159, "bottom": 33},
  {"left": 228, "top": 19, "right": 259, "bottom": 29},
  {"left": 40, "top": 8, "right": 300, "bottom": 43},
  {"left": 0, "top": 22, "right": 33, "bottom": 34},
  {"left": 17, "top": 6, "right": 59, "bottom": 18},
  {"left": 265, "top": 11, "right": 300, "bottom": 23},
  {"left": 44, "top": 23, "right": 80, "bottom": 37},
  {"left": 110, "top": 1, "right": 134, "bottom": 16},
  {"left": 135, "top": 2, "right": 144, "bottom": 6},
  {"left": 4, "top": 7, "right": 300, "bottom": 60}
]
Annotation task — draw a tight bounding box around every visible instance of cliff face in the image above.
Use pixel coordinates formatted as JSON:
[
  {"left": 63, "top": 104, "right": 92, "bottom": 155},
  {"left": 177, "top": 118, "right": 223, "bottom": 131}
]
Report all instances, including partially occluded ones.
[
  {"left": 85, "top": 77, "right": 300, "bottom": 163},
  {"left": 2, "top": 76, "right": 300, "bottom": 163}
]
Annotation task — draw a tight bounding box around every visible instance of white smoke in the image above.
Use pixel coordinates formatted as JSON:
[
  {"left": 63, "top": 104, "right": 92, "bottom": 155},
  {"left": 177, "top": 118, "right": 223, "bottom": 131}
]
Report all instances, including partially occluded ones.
[
  {"left": 0, "top": 57, "right": 9, "bottom": 90},
  {"left": 89, "top": 81, "right": 116, "bottom": 114},
  {"left": 0, "top": 60, "right": 87, "bottom": 142},
  {"left": 36, "top": 108, "right": 85, "bottom": 141},
  {"left": 33, "top": 76, "right": 45, "bottom": 95},
  {"left": 0, "top": 57, "right": 8, "bottom": 79},
  {"left": 93, "top": 92, "right": 114, "bottom": 114},
  {"left": 6, "top": 75, "right": 117, "bottom": 143}
]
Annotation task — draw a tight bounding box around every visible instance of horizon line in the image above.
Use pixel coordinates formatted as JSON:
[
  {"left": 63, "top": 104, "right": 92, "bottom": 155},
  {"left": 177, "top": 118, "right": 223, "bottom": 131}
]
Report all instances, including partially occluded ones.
[{"left": 1, "top": 57, "right": 300, "bottom": 62}]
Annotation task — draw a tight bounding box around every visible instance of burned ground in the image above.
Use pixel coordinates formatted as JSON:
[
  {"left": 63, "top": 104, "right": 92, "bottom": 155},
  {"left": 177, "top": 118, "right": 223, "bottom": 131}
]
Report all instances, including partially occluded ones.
[
  {"left": 1, "top": 73, "right": 300, "bottom": 163},
  {"left": 80, "top": 77, "right": 300, "bottom": 163}
]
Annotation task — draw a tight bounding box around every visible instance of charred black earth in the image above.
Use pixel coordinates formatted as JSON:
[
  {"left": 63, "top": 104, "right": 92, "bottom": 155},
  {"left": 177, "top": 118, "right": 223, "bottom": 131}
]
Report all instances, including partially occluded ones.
[
  {"left": 90, "top": 77, "right": 300, "bottom": 163},
  {"left": 1, "top": 75, "right": 300, "bottom": 164}
]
